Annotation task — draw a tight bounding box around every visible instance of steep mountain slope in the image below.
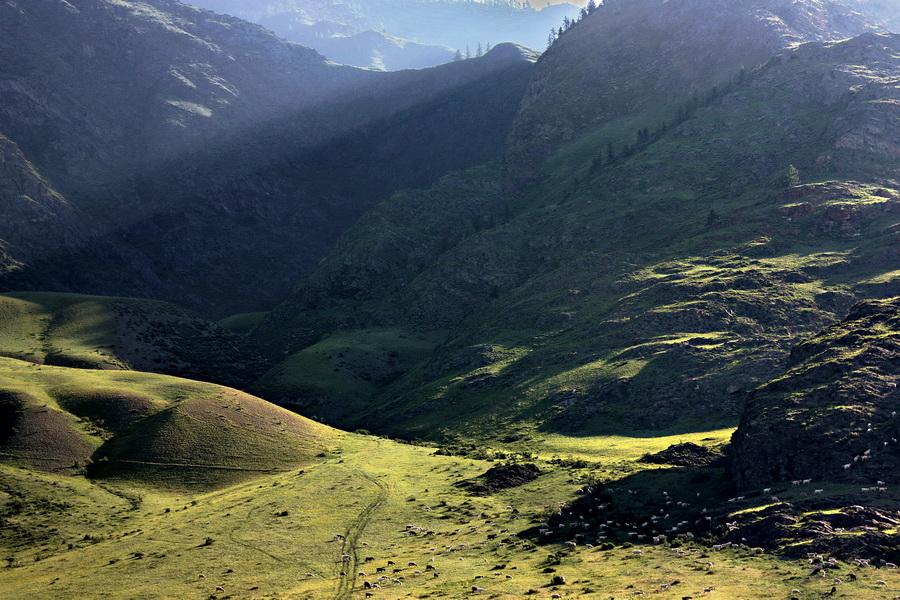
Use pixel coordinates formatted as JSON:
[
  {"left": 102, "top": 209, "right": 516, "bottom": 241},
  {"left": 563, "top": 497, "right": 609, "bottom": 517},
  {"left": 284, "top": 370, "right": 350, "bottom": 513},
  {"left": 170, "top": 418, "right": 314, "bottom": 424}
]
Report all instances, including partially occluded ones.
[
  {"left": 259, "top": 30, "right": 900, "bottom": 439},
  {"left": 505, "top": 0, "right": 900, "bottom": 190},
  {"left": 731, "top": 296, "right": 900, "bottom": 488},
  {"left": 0, "top": 0, "right": 538, "bottom": 314}
]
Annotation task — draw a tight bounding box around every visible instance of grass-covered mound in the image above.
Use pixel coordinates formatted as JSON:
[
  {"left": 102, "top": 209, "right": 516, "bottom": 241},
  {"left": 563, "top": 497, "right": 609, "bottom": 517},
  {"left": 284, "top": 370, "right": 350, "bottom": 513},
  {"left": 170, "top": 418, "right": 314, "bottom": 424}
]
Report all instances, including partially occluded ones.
[
  {"left": 0, "top": 292, "right": 263, "bottom": 386},
  {"left": 0, "top": 357, "right": 335, "bottom": 487}
]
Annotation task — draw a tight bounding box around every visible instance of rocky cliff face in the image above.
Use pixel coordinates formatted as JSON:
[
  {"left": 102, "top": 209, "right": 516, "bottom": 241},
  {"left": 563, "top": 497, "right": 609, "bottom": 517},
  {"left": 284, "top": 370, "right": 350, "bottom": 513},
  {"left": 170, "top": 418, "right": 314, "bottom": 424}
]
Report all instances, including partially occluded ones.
[
  {"left": 731, "top": 296, "right": 900, "bottom": 489},
  {"left": 0, "top": 135, "right": 81, "bottom": 276}
]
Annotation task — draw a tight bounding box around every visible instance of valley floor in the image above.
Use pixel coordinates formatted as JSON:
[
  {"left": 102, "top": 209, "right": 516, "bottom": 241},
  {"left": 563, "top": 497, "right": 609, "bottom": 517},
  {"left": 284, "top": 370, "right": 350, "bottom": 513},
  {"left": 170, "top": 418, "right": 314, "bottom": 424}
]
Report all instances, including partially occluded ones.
[{"left": 1, "top": 430, "right": 898, "bottom": 599}]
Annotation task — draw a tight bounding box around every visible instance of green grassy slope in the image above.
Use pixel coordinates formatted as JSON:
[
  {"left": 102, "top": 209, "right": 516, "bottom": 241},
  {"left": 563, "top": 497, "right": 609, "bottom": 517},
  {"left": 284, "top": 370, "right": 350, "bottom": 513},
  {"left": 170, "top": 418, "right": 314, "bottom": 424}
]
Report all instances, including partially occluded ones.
[
  {"left": 0, "top": 356, "right": 335, "bottom": 488},
  {"left": 253, "top": 328, "right": 439, "bottom": 423},
  {"left": 503, "top": 0, "right": 896, "bottom": 190},
  {"left": 0, "top": 292, "right": 263, "bottom": 387},
  {"left": 258, "top": 33, "right": 900, "bottom": 439},
  {"left": 1, "top": 431, "right": 898, "bottom": 598}
]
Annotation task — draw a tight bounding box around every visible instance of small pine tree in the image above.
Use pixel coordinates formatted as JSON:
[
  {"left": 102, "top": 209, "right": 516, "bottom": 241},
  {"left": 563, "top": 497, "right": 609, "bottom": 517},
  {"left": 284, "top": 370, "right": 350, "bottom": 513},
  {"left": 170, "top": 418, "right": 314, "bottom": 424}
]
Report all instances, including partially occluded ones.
[
  {"left": 466, "top": 44, "right": 471, "bottom": 59},
  {"left": 706, "top": 208, "right": 718, "bottom": 228},
  {"left": 453, "top": 49, "right": 463, "bottom": 61},
  {"left": 486, "top": 42, "right": 492, "bottom": 53},
  {"left": 476, "top": 43, "right": 483, "bottom": 57},
  {"left": 786, "top": 164, "right": 801, "bottom": 187},
  {"left": 547, "top": 29, "right": 557, "bottom": 49},
  {"left": 587, "top": 0, "right": 597, "bottom": 12}
]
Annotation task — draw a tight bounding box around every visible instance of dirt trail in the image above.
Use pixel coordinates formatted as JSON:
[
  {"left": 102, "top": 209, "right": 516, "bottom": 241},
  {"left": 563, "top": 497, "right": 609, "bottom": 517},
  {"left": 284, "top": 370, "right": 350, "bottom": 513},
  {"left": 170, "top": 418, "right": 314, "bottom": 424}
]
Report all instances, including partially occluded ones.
[{"left": 333, "top": 470, "right": 389, "bottom": 600}]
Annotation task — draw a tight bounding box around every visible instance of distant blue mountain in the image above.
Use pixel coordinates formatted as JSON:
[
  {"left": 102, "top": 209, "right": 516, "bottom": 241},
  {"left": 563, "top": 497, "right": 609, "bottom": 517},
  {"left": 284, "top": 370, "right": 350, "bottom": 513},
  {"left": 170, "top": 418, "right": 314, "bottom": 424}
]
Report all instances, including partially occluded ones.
[{"left": 187, "top": 0, "right": 580, "bottom": 69}]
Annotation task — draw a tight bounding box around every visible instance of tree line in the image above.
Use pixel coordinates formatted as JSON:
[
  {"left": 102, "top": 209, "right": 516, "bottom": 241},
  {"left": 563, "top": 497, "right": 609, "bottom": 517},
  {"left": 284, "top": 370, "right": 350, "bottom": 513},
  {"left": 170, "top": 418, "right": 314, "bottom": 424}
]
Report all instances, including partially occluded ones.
[
  {"left": 589, "top": 67, "right": 750, "bottom": 173},
  {"left": 453, "top": 42, "right": 494, "bottom": 61},
  {"left": 547, "top": 0, "right": 597, "bottom": 49}
]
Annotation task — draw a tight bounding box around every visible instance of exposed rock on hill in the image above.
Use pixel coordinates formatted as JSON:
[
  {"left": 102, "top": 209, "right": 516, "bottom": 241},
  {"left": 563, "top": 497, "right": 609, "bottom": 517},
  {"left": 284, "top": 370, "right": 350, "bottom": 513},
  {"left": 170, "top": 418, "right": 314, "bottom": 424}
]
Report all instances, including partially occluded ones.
[
  {"left": 639, "top": 442, "right": 724, "bottom": 467},
  {"left": 731, "top": 296, "right": 900, "bottom": 489}
]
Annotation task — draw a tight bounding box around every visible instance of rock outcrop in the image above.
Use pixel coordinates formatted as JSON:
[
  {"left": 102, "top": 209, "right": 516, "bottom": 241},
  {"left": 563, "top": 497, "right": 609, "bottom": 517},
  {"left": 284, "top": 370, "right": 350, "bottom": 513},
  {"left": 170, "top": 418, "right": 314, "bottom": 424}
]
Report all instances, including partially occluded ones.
[{"left": 731, "top": 297, "right": 900, "bottom": 489}]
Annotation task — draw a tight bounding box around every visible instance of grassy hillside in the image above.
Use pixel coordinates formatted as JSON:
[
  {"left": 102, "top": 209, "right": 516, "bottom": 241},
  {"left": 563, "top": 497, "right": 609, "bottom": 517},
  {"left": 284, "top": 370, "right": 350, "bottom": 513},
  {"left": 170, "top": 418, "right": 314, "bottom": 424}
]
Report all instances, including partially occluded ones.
[
  {"left": 258, "top": 33, "right": 900, "bottom": 439},
  {"left": 504, "top": 0, "right": 897, "bottom": 190},
  {"left": 0, "top": 356, "right": 335, "bottom": 488},
  {"left": 3, "top": 428, "right": 898, "bottom": 598},
  {"left": 0, "top": 292, "right": 263, "bottom": 386}
]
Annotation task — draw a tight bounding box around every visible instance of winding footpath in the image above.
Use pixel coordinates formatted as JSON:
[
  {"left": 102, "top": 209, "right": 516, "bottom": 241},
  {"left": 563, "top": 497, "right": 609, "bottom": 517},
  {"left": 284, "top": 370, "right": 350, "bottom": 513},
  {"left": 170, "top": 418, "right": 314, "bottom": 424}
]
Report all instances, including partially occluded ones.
[{"left": 333, "top": 471, "right": 389, "bottom": 600}]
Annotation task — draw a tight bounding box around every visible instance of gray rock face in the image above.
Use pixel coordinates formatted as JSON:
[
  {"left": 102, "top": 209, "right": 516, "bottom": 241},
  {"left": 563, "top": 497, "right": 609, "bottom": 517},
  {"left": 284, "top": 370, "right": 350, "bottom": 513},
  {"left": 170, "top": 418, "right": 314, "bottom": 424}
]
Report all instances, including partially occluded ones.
[{"left": 0, "top": 134, "right": 81, "bottom": 275}]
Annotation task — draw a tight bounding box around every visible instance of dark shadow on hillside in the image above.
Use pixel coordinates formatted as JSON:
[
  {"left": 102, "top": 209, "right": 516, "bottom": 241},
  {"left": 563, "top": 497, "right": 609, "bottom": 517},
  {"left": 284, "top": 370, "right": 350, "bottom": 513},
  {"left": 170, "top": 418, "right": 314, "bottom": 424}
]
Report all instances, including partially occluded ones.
[{"left": 523, "top": 462, "right": 900, "bottom": 564}]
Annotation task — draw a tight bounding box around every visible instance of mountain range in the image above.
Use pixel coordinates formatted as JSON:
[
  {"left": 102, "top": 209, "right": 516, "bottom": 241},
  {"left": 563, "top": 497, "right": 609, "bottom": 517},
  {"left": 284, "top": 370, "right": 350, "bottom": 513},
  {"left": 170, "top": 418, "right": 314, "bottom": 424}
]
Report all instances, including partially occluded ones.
[
  {"left": 0, "top": 0, "right": 899, "bottom": 597},
  {"left": 186, "top": 0, "right": 579, "bottom": 70}
]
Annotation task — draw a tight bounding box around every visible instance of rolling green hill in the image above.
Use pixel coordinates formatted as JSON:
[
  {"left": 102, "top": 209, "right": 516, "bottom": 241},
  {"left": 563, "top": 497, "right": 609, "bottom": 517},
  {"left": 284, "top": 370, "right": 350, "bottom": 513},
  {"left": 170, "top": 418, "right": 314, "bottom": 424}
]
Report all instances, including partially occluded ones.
[
  {"left": 0, "top": 292, "right": 263, "bottom": 387},
  {"left": 0, "top": 356, "right": 335, "bottom": 488}
]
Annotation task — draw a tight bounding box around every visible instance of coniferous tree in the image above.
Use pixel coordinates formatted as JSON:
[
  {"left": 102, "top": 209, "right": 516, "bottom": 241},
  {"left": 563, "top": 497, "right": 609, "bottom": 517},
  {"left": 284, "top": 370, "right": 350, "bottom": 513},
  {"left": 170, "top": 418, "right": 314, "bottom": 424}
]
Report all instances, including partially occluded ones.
[
  {"left": 466, "top": 44, "right": 471, "bottom": 59},
  {"left": 587, "top": 0, "right": 597, "bottom": 13},
  {"left": 786, "top": 164, "right": 801, "bottom": 188},
  {"left": 453, "top": 49, "right": 463, "bottom": 61},
  {"left": 547, "top": 29, "right": 557, "bottom": 49},
  {"left": 476, "top": 43, "right": 483, "bottom": 57}
]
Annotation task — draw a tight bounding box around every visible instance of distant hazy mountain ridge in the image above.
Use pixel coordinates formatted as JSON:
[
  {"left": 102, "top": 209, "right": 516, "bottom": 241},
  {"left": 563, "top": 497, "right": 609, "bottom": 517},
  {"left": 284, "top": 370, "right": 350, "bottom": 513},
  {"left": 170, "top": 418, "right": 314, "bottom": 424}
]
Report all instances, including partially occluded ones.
[{"left": 186, "top": 0, "right": 578, "bottom": 69}]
